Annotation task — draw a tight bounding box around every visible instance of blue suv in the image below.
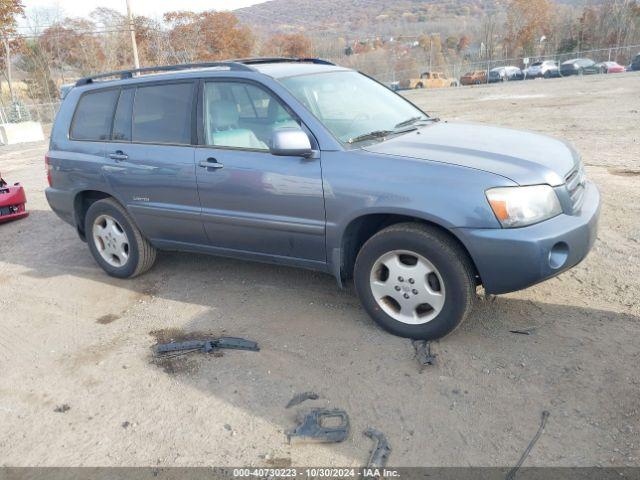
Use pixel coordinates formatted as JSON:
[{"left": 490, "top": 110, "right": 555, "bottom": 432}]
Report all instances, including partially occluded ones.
[{"left": 46, "top": 58, "right": 600, "bottom": 340}]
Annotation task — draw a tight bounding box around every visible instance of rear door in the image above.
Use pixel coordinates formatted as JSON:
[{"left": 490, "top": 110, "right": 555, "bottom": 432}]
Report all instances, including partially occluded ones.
[
  {"left": 104, "top": 81, "right": 206, "bottom": 245},
  {"left": 194, "top": 79, "right": 326, "bottom": 266}
]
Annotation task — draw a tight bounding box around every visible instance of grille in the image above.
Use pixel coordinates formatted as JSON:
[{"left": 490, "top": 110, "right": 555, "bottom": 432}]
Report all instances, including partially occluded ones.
[{"left": 565, "top": 164, "right": 586, "bottom": 212}]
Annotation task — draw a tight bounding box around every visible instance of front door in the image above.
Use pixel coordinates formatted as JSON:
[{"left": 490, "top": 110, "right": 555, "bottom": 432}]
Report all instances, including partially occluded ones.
[{"left": 194, "top": 80, "right": 326, "bottom": 266}]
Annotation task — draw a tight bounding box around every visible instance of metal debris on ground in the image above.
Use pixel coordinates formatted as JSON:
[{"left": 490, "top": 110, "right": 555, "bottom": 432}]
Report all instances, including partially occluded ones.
[
  {"left": 287, "top": 408, "right": 350, "bottom": 444},
  {"left": 505, "top": 410, "right": 550, "bottom": 480},
  {"left": 412, "top": 340, "right": 436, "bottom": 367},
  {"left": 153, "top": 336, "right": 259, "bottom": 357},
  {"left": 364, "top": 428, "right": 392, "bottom": 469},
  {"left": 509, "top": 328, "right": 536, "bottom": 335},
  {"left": 285, "top": 391, "right": 319, "bottom": 409}
]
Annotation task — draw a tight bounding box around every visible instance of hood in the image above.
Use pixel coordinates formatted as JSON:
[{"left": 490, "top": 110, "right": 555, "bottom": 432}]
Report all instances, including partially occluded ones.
[{"left": 363, "top": 121, "right": 579, "bottom": 186}]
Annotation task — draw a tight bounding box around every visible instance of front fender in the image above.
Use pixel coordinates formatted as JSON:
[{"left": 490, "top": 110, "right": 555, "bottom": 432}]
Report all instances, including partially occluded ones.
[{"left": 321, "top": 150, "right": 515, "bottom": 279}]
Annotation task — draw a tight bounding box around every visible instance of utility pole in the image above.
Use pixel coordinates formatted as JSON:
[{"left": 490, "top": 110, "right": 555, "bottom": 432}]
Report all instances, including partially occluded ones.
[
  {"left": 2, "top": 36, "right": 14, "bottom": 101},
  {"left": 126, "top": 0, "right": 140, "bottom": 69}
]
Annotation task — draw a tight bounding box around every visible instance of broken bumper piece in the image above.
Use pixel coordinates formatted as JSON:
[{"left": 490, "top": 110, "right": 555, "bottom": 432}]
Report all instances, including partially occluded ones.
[{"left": 0, "top": 177, "right": 28, "bottom": 224}]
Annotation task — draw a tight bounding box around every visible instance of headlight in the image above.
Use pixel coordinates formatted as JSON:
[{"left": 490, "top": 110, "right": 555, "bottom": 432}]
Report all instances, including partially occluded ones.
[{"left": 486, "top": 185, "right": 562, "bottom": 228}]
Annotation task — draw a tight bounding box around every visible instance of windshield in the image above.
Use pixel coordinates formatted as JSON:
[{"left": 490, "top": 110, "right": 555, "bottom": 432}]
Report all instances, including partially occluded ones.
[{"left": 279, "top": 71, "right": 428, "bottom": 145}]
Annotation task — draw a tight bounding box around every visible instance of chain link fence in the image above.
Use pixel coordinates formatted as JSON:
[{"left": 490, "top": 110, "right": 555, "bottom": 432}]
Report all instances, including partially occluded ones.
[
  {"left": 0, "top": 101, "right": 60, "bottom": 125},
  {"left": 322, "top": 42, "right": 640, "bottom": 85}
]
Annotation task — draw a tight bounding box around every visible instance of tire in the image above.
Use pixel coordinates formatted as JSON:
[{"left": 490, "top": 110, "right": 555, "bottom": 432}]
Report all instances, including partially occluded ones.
[
  {"left": 544, "top": 71, "right": 551, "bottom": 79},
  {"left": 354, "top": 223, "right": 476, "bottom": 340},
  {"left": 415, "top": 83, "right": 424, "bottom": 89},
  {"left": 85, "top": 198, "right": 157, "bottom": 278}
]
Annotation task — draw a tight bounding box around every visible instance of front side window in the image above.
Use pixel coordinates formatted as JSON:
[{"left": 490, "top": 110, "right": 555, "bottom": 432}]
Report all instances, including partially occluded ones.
[
  {"left": 132, "top": 83, "right": 194, "bottom": 144},
  {"left": 204, "top": 82, "right": 299, "bottom": 150},
  {"left": 70, "top": 89, "right": 119, "bottom": 141},
  {"left": 280, "top": 71, "right": 428, "bottom": 145}
]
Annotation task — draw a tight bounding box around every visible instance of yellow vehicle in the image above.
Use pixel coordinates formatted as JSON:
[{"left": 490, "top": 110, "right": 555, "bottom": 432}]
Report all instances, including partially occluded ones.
[{"left": 409, "top": 71, "right": 458, "bottom": 89}]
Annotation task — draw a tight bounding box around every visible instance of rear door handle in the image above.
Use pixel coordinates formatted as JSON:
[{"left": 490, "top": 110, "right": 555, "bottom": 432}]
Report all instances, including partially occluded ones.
[
  {"left": 199, "top": 158, "right": 224, "bottom": 170},
  {"left": 109, "top": 151, "right": 128, "bottom": 161}
]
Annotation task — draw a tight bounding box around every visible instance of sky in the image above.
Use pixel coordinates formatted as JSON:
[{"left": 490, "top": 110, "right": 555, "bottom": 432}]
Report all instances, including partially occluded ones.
[{"left": 22, "top": 0, "right": 269, "bottom": 21}]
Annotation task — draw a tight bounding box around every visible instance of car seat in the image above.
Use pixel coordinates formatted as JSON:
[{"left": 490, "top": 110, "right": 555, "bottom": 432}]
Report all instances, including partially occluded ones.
[{"left": 207, "top": 99, "right": 267, "bottom": 150}]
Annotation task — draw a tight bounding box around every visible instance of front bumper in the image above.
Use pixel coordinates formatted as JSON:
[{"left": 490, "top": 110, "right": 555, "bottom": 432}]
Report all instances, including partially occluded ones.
[
  {"left": 0, "top": 183, "right": 29, "bottom": 224},
  {"left": 456, "top": 181, "right": 600, "bottom": 294}
]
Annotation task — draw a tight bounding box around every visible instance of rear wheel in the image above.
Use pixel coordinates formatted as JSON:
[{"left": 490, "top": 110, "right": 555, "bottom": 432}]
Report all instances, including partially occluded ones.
[
  {"left": 85, "top": 198, "right": 157, "bottom": 278},
  {"left": 354, "top": 223, "right": 476, "bottom": 339}
]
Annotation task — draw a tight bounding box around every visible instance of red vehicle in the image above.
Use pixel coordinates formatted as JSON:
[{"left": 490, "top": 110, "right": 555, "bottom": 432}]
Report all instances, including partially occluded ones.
[
  {"left": 596, "top": 61, "right": 625, "bottom": 73},
  {"left": 0, "top": 172, "right": 28, "bottom": 223}
]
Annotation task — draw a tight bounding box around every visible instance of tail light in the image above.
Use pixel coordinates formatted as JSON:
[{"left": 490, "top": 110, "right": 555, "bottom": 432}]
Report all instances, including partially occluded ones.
[{"left": 45, "top": 154, "right": 52, "bottom": 186}]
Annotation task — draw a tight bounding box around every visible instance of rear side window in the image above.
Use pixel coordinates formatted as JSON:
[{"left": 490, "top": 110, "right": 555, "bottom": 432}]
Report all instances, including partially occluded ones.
[
  {"left": 70, "top": 89, "right": 119, "bottom": 141},
  {"left": 132, "top": 83, "right": 194, "bottom": 144},
  {"left": 112, "top": 89, "right": 134, "bottom": 141}
]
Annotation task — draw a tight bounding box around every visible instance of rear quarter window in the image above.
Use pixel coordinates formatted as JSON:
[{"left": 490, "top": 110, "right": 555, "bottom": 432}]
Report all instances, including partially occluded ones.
[{"left": 70, "top": 89, "right": 119, "bottom": 141}]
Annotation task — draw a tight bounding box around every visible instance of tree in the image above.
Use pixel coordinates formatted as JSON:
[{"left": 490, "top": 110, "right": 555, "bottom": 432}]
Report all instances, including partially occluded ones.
[
  {"left": 262, "top": 33, "right": 312, "bottom": 57},
  {"left": 164, "top": 10, "right": 253, "bottom": 63},
  {"left": 505, "top": 0, "right": 552, "bottom": 57},
  {"left": 39, "top": 19, "right": 106, "bottom": 75},
  {"left": 0, "top": 0, "right": 24, "bottom": 100},
  {"left": 457, "top": 35, "right": 471, "bottom": 52}
]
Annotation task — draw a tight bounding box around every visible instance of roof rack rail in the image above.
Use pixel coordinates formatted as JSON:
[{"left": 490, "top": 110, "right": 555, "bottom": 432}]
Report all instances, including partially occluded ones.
[
  {"left": 233, "top": 57, "right": 336, "bottom": 66},
  {"left": 75, "top": 61, "right": 255, "bottom": 87}
]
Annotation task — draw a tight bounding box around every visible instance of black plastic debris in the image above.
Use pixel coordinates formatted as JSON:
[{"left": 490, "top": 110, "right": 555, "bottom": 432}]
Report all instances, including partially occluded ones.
[
  {"left": 364, "top": 428, "right": 392, "bottom": 468},
  {"left": 287, "top": 408, "right": 350, "bottom": 444},
  {"left": 54, "top": 404, "right": 70, "bottom": 413},
  {"left": 509, "top": 327, "right": 536, "bottom": 335},
  {"left": 413, "top": 340, "right": 436, "bottom": 367},
  {"left": 506, "top": 410, "right": 550, "bottom": 480},
  {"left": 286, "top": 391, "right": 319, "bottom": 409},
  {"left": 153, "top": 336, "right": 259, "bottom": 357}
]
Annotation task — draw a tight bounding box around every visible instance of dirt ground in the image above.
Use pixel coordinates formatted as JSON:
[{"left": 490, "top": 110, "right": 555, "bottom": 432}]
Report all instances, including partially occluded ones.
[{"left": 0, "top": 73, "right": 638, "bottom": 467}]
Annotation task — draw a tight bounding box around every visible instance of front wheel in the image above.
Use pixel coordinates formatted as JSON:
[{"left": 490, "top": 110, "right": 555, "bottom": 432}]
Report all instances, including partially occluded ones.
[
  {"left": 354, "top": 223, "right": 476, "bottom": 339},
  {"left": 85, "top": 198, "right": 157, "bottom": 278}
]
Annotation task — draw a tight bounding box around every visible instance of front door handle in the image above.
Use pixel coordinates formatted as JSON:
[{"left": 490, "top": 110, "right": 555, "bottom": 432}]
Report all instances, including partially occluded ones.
[
  {"left": 109, "top": 150, "right": 128, "bottom": 162},
  {"left": 199, "top": 158, "right": 224, "bottom": 170}
]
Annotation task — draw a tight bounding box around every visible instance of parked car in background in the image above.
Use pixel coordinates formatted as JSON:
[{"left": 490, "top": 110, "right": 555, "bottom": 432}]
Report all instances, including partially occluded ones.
[
  {"left": 524, "top": 60, "right": 560, "bottom": 78},
  {"left": 595, "top": 61, "right": 626, "bottom": 73},
  {"left": 560, "top": 58, "right": 600, "bottom": 76},
  {"left": 45, "top": 58, "right": 600, "bottom": 340},
  {"left": 408, "top": 71, "right": 458, "bottom": 89},
  {"left": 488, "top": 66, "right": 524, "bottom": 83},
  {"left": 460, "top": 70, "right": 487, "bottom": 85},
  {"left": 386, "top": 81, "right": 401, "bottom": 91},
  {"left": 629, "top": 53, "right": 640, "bottom": 71}
]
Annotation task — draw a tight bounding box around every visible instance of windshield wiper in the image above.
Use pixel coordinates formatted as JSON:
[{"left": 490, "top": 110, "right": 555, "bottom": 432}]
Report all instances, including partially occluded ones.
[
  {"left": 394, "top": 116, "right": 424, "bottom": 128},
  {"left": 394, "top": 116, "right": 438, "bottom": 128},
  {"left": 348, "top": 130, "right": 393, "bottom": 144}
]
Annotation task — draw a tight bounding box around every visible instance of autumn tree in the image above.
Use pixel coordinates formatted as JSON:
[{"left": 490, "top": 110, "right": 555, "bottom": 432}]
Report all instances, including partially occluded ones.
[
  {"left": 0, "top": 0, "right": 24, "bottom": 100},
  {"left": 164, "top": 11, "right": 253, "bottom": 63},
  {"left": 505, "top": 0, "right": 552, "bottom": 57},
  {"left": 261, "top": 33, "right": 312, "bottom": 57},
  {"left": 39, "top": 19, "right": 106, "bottom": 75},
  {"left": 18, "top": 40, "right": 56, "bottom": 102}
]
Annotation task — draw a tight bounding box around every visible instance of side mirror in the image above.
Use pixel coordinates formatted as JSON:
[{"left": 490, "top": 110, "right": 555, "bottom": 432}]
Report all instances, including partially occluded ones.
[{"left": 270, "top": 128, "right": 313, "bottom": 158}]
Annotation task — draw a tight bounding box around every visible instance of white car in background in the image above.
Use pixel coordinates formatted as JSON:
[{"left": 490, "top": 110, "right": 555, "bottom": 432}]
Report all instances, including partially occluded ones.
[{"left": 525, "top": 60, "right": 560, "bottom": 78}]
